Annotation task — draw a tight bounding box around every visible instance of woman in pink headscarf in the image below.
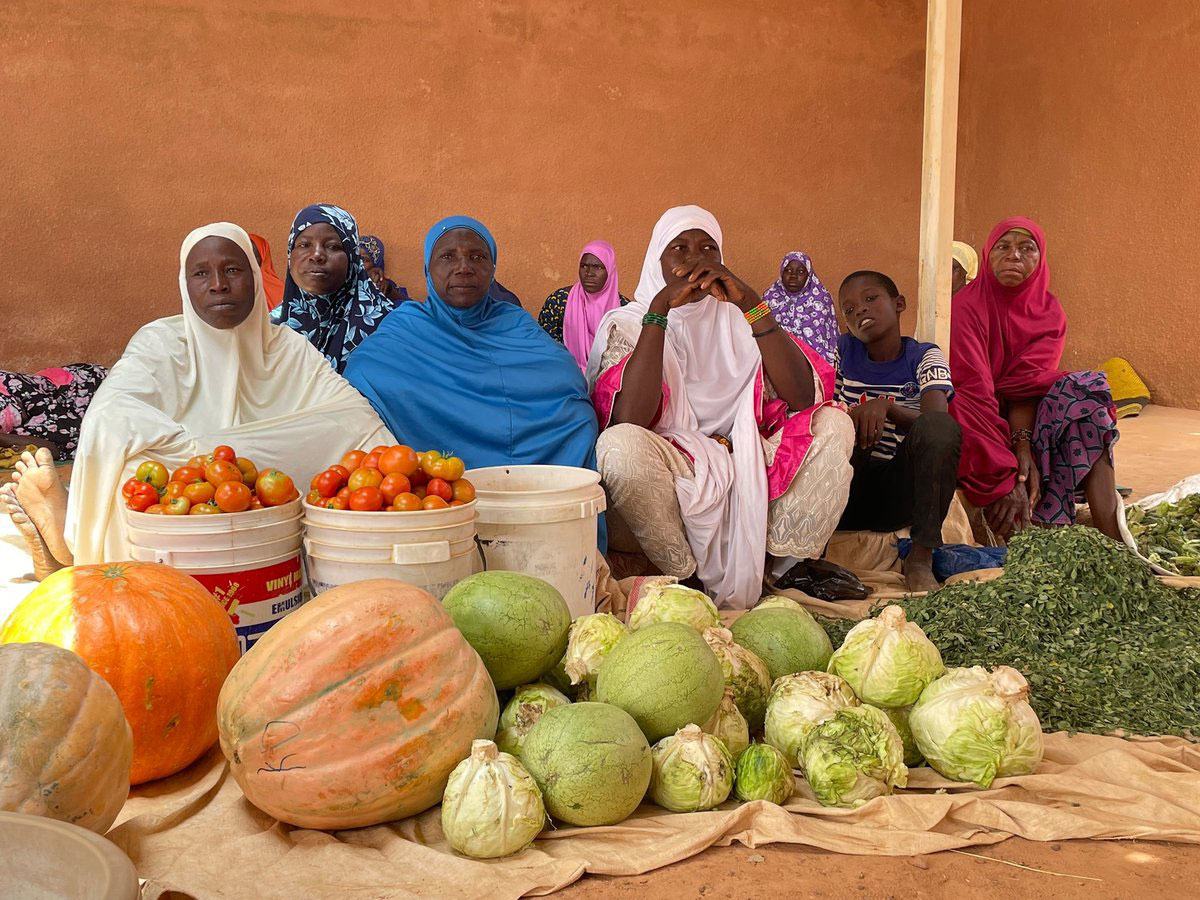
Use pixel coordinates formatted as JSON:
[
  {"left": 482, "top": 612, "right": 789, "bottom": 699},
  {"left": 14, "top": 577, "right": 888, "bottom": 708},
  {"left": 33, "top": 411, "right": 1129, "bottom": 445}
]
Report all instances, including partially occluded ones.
[
  {"left": 950, "top": 216, "right": 1119, "bottom": 542},
  {"left": 537, "top": 241, "right": 629, "bottom": 369}
]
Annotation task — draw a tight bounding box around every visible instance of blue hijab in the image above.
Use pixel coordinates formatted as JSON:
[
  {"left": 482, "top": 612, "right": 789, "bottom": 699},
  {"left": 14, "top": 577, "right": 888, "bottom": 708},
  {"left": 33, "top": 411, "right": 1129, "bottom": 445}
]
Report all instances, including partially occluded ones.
[
  {"left": 344, "top": 216, "right": 599, "bottom": 474},
  {"left": 270, "top": 204, "right": 397, "bottom": 373}
]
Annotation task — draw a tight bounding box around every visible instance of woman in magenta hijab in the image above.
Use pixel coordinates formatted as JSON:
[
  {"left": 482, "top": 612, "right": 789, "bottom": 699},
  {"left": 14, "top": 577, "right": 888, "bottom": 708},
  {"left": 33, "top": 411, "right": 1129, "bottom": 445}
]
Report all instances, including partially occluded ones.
[
  {"left": 949, "top": 216, "right": 1119, "bottom": 542},
  {"left": 537, "top": 240, "right": 629, "bottom": 369}
]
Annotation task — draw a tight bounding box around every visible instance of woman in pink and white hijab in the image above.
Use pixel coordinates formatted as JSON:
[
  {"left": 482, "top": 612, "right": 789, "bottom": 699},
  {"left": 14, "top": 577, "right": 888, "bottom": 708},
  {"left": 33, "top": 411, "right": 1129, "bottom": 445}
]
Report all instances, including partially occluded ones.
[
  {"left": 537, "top": 240, "right": 629, "bottom": 369},
  {"left": 587, "top": 206, "right": 853, "bottom": 609}
]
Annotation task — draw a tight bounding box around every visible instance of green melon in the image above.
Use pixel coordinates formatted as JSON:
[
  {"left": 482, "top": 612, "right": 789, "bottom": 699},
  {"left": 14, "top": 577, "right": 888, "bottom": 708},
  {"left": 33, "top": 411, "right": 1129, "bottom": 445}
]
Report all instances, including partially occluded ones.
[
  {"left": 519, "top": 702, "right": 652, "bottom": 826},
  {"left": 730, "top": 607, "right": 834, "bottom": 681},
  {"left": 595, "top": 622, "right": 724, "bottom": 742},
  {"left": 442, "top": 572, "right": 571, "bottom": 690}
]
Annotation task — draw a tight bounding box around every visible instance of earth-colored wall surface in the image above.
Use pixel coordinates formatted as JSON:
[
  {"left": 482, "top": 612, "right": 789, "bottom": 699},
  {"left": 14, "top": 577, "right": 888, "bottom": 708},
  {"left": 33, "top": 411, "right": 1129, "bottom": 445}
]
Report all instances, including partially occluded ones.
[
  {"left": 957, "top": 0, "right": 1200, "bottom": 409},
  {"left": 0, "top": 0, "right": 925, "bottom": 371}
]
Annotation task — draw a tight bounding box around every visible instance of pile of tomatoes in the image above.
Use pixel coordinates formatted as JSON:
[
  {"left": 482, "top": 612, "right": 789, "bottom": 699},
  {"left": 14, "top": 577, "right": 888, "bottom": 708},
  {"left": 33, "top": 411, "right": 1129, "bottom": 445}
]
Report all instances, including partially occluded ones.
[
  {"left": 122, "top": 445, "right": 299, "bottom": 515},
  {"left": 306, "top": 445, "right": 476, "bottom": 513}
]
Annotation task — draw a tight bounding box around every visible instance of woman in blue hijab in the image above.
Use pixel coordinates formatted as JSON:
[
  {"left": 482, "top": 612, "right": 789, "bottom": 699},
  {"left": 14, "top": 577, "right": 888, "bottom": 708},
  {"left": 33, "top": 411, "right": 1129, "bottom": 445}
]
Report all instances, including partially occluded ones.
[
  {"left": 344, "top": 216, "right": 599, "bottom": 473},
  {"left": 271, "top": 204, "right": 397, "bottom": 373}
]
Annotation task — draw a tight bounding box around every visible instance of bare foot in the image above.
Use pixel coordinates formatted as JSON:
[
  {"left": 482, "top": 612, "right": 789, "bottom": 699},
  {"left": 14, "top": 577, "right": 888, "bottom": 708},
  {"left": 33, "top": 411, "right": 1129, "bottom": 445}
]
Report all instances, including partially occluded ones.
[
  {"left": 0, "top": 484, "right": 63, "bottom": 580},
  {"left": 12, "top": 448, "right": 73, "bottom": 566},
  {"left": 903, "top": 545, "right": 941, "bottom": 594}
]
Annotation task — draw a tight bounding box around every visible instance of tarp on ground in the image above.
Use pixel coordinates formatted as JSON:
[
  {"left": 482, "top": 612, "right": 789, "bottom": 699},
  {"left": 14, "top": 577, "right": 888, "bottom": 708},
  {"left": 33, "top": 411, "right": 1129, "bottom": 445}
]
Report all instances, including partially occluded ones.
[{"left": 110, "top": 732, "right": 1200, "bottom": 899}]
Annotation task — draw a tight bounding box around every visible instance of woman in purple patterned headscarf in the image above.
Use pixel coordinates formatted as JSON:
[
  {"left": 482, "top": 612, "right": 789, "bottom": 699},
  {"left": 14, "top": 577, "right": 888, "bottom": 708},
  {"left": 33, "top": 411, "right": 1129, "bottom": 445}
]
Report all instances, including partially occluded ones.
[{"left": 761, "top": 250, "right": 839, "bottom": 362}]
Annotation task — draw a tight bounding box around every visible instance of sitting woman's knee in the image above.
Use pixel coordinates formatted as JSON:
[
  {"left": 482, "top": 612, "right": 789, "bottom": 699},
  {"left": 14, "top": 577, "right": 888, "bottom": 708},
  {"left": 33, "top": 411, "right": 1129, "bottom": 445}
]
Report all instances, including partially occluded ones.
[{"left": 596, "top": 422, "right": 654, "bottom": 471}]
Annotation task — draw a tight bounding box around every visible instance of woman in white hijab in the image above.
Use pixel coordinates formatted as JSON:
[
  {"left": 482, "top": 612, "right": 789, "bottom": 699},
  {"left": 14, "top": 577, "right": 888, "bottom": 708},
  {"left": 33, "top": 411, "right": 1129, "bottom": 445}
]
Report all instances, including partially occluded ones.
[
  {"left": 587, "top": 206, "right": 853, "bottom": 609},
  {"left": 4, "top": 222, "right": 392, "bottom": 571}
]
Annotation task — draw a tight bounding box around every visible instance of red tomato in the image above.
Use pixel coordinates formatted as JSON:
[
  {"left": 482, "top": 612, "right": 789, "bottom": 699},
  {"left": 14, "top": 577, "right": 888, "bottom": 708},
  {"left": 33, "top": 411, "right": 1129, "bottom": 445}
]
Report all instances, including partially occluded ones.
[
  {"left": 163, "top": 496, "right": 191, "bottom": 515},
  {"left": 321, "top": 496, "right": 349, "bottom": 510},
  {"left": 256, "top": 469, "right": 298, "bottom": 507},
  {"left": 163, "top": 481, "right": 186, "bottom": 501},
  {"left": 335, "top": 486, "right": 351, "bottom": 503},
  {"left": 213, "top": 445, "right": 237, "bottom": 463},
  {"left": 378, "top": 445, "right": 419, "bottom": 477},
  {"left": 205, "top": 460, "right": 244, "bottom": 487},
  {"left": 135, "top": 461, "right": 169, "bottom": 490},
  {"left": 328, "top": 464, "right": 351, "bottom": 484},
  {"left": 143, "top": 504, "right": 166, "bottom": 515},
  {"left": 363, "top": 451, "right": 382, "bottom": 470},
  {"left": 452, "top": 479, "right": 476, "bottom": 503},
  {"left": 422, "top": 495, "right": 450, "bottom": 510},
  {"left": 305, "top": 489, "right": 324, "bottom": 506},
  {"left": 215, "top": 481, "right": 252, "bottom": 513},
  {"left": 370, "top": 445, "right": 390, "bottom": 456},
  {"left": 122, "top": 477, "right": 140, "bottom": 501},
  {"left": 426, "top": 478, "right": 453, "bottom": 502},
  {"left": 248, "top": 495, "right": 264, "bottom": 510},
  {"left": 347, "top": 467, "right": 384, "bottom": 492},
  {"left": 349, "top": 486, "right": 384, "bottom": 511},
  {"left": 413, "top": 486, "right": 427, "bottom": 500},
  {"left": 189, "top": 502, "right": 221, "bottom": 515},
  {"left": 314, "top": 469, "right": 345, "bottom": 498},
  {"left": 419, "top": 450, "right": 443, "bottom": 478},
  {"left": 183, "top": 481, "right": 216, "bottom": 505},
  {"left": 172, "top": 466, "right": 206, "bottom": 485},
  {"left": 390, "top": 493, "right": 423, "bottom": 512},
  {"left": 379, "top": 473, "right": 412, "bottom": 504},
  {"left": 448, "top": 500, "right": 465, "bottom": 507},
  {"left": 186, "top": 454, "right": 214, "bottom": 469},
  {"left": 340, "top": 450, "right": 367, "bottom": 471},
  {"left": 236, "top": 457, "right": 258, "bottom": 486},
  {"left": 126, "top": 481, "right": 159, "bottom": 512},
  {"left": 409, "top": 469, "right": 429, "bottom": 488}
]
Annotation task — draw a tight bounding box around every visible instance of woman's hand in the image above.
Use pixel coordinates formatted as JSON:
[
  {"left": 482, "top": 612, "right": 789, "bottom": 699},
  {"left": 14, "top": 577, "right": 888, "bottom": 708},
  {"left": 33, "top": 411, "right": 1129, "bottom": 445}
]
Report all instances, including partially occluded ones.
[
  {"left": 1013, "top": 439, "right": 1041, "bottom": 511},
  {"left": 985, "top": 483, "right": 1033, "bottom": 541},
  {"left": 672, "top": 261, "right": 760, "bottom": 311},
  {"left": 848, "top": 398, "right": 890, "bottom": 450},
  {"left": 650, "top": 276, "right": 707, "bottom": 313}
]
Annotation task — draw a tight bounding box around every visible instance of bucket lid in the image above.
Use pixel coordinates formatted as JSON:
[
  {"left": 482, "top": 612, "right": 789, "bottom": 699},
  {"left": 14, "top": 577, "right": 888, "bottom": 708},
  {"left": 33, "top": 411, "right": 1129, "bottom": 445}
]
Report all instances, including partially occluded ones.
[{"left": 0, "top": 811, "right": 140, "bottom": 900}]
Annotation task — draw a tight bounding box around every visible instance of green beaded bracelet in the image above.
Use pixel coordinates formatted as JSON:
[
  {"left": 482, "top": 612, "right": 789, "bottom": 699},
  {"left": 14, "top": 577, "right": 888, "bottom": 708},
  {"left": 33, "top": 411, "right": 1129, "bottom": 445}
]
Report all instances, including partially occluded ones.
[{"left": 642, "top": 312, "right": 669, "bottom": 330}]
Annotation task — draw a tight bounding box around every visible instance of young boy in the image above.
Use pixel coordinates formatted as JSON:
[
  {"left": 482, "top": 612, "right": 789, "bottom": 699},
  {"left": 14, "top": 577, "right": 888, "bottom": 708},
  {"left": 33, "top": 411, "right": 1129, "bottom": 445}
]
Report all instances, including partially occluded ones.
[{"left": 835, "top": 271, "right": 961, "bottom": 592}]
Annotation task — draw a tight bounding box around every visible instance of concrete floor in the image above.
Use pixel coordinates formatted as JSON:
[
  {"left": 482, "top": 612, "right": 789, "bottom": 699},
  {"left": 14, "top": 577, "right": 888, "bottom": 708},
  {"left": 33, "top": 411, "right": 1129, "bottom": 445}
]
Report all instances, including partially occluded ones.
[{"left": 1111, "top": 404, "right": 1200, "bottom": 499}]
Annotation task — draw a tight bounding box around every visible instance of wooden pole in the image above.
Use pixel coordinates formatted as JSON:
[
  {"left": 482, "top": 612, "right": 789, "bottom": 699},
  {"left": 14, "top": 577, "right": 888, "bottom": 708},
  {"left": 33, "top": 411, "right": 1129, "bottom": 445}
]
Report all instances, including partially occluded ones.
[{"left": 916, "top": 0, "right": 962, "bottom": 350}]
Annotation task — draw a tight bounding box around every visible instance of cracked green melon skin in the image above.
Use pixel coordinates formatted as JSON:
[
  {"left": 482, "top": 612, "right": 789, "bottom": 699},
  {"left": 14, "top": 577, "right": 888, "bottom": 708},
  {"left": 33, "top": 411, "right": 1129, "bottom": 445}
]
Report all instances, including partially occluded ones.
[
  {"left": 442, "top": 572, "right": 571, "bottom": 690},
  {"left": 595, "top": 622, "right": 724, "bottom": 743},
  {"left": 519, "top": 702, "right": 652, "bottom": 826}
]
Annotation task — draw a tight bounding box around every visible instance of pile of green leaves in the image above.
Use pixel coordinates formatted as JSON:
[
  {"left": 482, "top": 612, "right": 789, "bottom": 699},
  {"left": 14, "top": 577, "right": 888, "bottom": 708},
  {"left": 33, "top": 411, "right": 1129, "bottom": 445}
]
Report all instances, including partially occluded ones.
[
  {"left": 818, "top": 527, "right": 1200, "bottom": 737},
  {"left": 1124, "top": 493, "right": 1200, "bottom": 575}
]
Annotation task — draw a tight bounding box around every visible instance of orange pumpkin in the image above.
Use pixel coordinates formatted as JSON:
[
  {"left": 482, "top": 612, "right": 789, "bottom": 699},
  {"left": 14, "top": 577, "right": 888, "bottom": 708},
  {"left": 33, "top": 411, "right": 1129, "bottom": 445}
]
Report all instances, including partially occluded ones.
[
  {"left": 217, "top": 579, "right": 499, "bottom": 829},
  {"left": 0, "top": 562, "right": 239, "bottom": 784},
  {"left": 0, "top": 642, "right": 133, "bottom": 833}
]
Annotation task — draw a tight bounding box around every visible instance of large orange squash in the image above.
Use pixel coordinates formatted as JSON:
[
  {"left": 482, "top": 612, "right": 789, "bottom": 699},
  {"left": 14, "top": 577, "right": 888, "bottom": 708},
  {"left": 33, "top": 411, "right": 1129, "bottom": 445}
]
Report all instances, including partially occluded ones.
[
  {"left": 0, "top": 562, "right": 239, "bottom": 784},
  {"left": 217, "top": 579, "right": 499, "bottom": 830},
  {"left": 0, "top": 642, "right": 133, "bottom": 833}
]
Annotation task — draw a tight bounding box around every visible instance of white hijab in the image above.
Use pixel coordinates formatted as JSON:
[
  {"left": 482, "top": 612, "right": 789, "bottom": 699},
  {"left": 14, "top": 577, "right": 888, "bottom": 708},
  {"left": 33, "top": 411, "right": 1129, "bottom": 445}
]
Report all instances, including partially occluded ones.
[
  {"left": 66, "top": 222, "right": 393, "bottom": 562},
  {"left": 587, "top": 205, "right": 769, "bottom": 608}
]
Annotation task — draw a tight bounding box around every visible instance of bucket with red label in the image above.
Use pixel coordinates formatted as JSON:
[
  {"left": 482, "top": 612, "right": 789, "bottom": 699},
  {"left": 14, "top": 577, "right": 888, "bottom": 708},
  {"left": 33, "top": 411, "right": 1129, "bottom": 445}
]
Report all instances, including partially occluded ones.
[{"left": 124, "top": 499, "right": 305, "bottom": 653}]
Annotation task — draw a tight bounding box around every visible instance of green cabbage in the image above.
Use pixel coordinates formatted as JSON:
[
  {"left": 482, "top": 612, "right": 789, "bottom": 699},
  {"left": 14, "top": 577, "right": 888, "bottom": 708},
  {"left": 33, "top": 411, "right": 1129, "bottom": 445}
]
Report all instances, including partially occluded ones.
[
  {"left": 733, "top": 743, "right": 794, "bottom": 804},
  {"left": 495, "top": 683, "right": 571, "bottom": 755},
  {"left": 827, "top": 605, "right": 944, "bottom": 708},
  {"left": 702, "top": 626, "right": 773, "bottom": 733},
  {"left": 883, "top": 705, "right": 923, "bottom": 767},
  {"left": 650, "top": 724, "right": 735, "bottom": 812},
  {"left": 702, "top": 689, "right": 750, "bottom": 757},
  {"left": 800, "top": 705, "right": 908, "bottom": 808},
  {"left": 441, "top": 740, "right": 546, "bottom": 858},
  {"left": 563, "top": 613, "right": 629, "bottom": 687},
  {"left": 909, "top": 666, "right": 1044, "bottom": 788},
  {"left": 754, "top": 595, "right": 805, "bottom": 612},
  {"left": 629, "top": 582, "right": 720, "bottom": 633},
  {"left": 764, "top": 671, "right": 859, "bottom": 767}
]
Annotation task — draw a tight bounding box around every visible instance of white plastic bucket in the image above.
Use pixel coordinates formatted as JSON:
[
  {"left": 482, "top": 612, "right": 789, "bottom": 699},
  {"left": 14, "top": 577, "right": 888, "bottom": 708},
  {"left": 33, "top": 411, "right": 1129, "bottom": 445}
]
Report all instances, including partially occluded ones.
[
  {"left": 466, "top": 465, "right": 606, "bottom": 618},
  {"left": 122, "top": 498, "right": 305, "bottom": 653},
  {"left": 302, "top": 500, "right": 482, "bottom": 598}
]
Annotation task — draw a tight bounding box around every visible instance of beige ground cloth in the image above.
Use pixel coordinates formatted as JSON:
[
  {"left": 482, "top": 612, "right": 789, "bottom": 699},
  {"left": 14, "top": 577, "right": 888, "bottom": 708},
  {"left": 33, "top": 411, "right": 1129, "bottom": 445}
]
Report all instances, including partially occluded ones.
[{"left": 110, "top": 732, "right": 1200, "bottom": 900}]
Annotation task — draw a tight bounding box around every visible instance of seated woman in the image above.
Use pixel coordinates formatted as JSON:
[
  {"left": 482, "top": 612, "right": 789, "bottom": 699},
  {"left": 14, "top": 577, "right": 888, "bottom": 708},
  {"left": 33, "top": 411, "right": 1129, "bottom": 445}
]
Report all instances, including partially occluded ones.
[
  {"left": 1, "top": 223, "right": 392, "bottom": 577},
  {"left": 270, "top": 204, "right": 398, "bottom": 373},
  {"left": 588, "top": 206, "right": 854, "bottom": 610},
  {"left": 344, "top": 216, "right": 599, "bottom": 471},
  {"left": 950, "top": 216, "right": 1119, "bottom": 542},
  {"left": 760, "top": 250, "right": 839, "bottom": 363},
  {"left": 537, "top": 240, "right": 629, "bottom": 370},
  {"left": 951, "top": 240, "right": 978, "bottom": 295},
  {"left": 359, "top": 234, "right": 412, "bottom": 303},
  {"left": 1, "top": 363, "right": 108, "bottom": 458}
]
